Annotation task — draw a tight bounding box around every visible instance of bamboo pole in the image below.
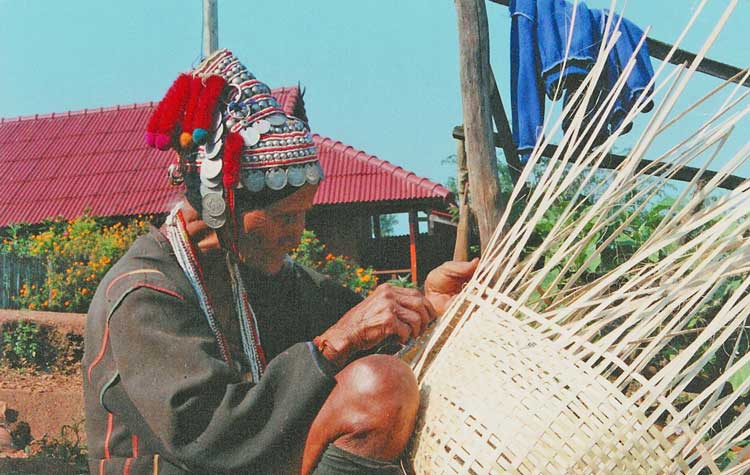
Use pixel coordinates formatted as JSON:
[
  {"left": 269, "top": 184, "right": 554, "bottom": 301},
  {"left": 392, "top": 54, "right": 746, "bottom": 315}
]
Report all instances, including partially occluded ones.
[
  {"left": 453, "top": 139, "right": 471, "bottom": 261},
  {"left": 454, "top": 0, "right": 504, "bottom": 251}
]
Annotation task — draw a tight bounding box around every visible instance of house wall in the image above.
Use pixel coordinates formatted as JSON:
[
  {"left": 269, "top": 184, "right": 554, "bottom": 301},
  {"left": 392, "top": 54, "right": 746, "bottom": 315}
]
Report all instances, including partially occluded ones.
[
  {"left": 306, "top": 208, "right": 370, "bottom": 262},
  {"left": 307, "top": 207, "right": 457, "bottom": 283}
]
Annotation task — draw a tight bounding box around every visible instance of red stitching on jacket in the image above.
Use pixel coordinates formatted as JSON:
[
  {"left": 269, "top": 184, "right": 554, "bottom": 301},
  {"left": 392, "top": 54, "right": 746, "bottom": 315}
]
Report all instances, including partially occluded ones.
[
  {"left": 87, "top": 323, "right": 110, "bottom": 383},
  {"left": 106, "top": 269, "right": 164, "bottom": 299},
  {"left": 88, "top": 283, "right": 185, "bottom": 383},
  {"left": 104, "top": 412, "right": 114, "bottom": 459},
  {"left": 136, "top": 284, "right": 185, "bottom": 301}
]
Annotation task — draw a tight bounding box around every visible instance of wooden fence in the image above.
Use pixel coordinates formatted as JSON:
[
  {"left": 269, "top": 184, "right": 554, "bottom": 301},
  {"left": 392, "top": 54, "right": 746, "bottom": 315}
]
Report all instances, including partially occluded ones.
[{"left": 0, "top": 253, "right": 46, "bottom": 309}]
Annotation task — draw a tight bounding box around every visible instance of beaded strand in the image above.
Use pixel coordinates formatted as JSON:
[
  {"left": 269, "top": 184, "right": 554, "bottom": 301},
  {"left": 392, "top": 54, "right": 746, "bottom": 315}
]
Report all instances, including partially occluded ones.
[{"left": 165, "top": 205, "right": 267, "bottom": 380}]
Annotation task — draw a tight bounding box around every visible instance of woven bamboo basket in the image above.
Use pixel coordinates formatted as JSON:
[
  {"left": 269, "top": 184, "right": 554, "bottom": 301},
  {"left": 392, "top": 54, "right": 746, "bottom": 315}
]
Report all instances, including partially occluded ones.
[
  {"left": 408, "top": 294, "right": 688, "bottom": 474},
  {"left": 403, "top": 1, "right": 750, "bottom": 473}
]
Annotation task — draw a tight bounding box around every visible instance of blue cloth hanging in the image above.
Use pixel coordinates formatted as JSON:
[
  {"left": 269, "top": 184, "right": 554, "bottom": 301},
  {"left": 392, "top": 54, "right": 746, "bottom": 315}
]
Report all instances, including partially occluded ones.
[
  {"left": 605, "top": 11, "right": 655, "bottom": 132},
  {"left": 537, "top": 0, "right": 597, "bottom": 99},
  {"left": 509, "top": 0, "right": 655, "bottom": 161},
  {"left": 510, "top": 0, "right": 545, "bottom": 156}
]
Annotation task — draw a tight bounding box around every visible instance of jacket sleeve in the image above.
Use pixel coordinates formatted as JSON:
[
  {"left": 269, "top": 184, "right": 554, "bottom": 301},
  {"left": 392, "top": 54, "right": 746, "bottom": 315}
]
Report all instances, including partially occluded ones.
[{"left": 104, "top": 286, "right": 337, "bottom": 473}]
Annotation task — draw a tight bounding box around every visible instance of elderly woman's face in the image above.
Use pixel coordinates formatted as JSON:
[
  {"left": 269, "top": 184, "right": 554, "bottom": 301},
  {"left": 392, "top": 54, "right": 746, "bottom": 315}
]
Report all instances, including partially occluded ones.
[{"left": 237, "top": 184, "right": 318, "bottom": 274}]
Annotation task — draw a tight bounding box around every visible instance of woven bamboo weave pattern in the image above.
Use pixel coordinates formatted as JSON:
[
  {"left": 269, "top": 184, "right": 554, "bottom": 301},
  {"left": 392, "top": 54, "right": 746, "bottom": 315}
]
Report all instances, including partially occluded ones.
[{"left": 410, "top": 292, "right": 687, "bottom": 474}]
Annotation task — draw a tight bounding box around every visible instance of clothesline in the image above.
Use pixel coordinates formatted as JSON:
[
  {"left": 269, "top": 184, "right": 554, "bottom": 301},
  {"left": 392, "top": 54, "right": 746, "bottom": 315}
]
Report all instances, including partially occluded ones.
[
  {"left": 487, "top": 0, "right": 750, "bottom": 88},
  {"left": 453, "top": 0, "right": 750, "bottom": 190},
  {"left": 451, "top": 125, "right": 746, "bottom": 191}
]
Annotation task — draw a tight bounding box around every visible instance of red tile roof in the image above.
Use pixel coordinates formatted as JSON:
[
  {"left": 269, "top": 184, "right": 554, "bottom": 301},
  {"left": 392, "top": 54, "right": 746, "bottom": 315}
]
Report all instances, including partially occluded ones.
[{"left": 0, "top": 87, "right": 450, "bottom": 226}]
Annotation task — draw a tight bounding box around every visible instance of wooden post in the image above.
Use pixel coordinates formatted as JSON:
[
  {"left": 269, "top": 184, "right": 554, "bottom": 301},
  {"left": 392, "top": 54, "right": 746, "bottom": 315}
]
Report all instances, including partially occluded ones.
[
  {"left": 455, "top": 0, "right": 504, "bottom": 252},
  {"left": 453, "top": 138, "right": 471, "bottom": 261},
  {"left": 203, "top": 0, "right": 219, "bottom": 58},
  {"left": 373, "top": 215, "right": 382, "bottom": 239},
  {"left": 408, "top": 209, "right": 419, "bottom": 285}
]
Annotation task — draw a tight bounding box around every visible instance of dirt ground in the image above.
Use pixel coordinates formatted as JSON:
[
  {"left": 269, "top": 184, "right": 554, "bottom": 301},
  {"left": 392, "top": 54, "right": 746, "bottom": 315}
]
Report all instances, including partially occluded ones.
[
  {"left": 0, "top": 367, "right": 84, "bottom": 441},
  {"left": 0, "top": 309, "right": 86, "bottom": 470}
]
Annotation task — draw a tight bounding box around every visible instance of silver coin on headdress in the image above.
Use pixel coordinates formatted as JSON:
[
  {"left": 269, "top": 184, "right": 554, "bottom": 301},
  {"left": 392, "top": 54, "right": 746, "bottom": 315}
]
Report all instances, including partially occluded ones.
[
  {"left": 265, "top": 168, "right": 288, "bottom": 190},
  {"left": 199, "top": 183, "right": 221, "bottom": 197},
  {"left": 243, "top": 169, "right": 266, "bottom": 193},
  {"left": 202, "top": 192, "right": 227, "bottom": 217},
  {"left": 305, "top": 162, "right": 322, "bottom": 184},
  {"left": 203, "top": 212, "right": 226, "bottom": 229},
  {"left": 252, "top": 119, "right": 271, "bottom": 134},
  {"left": 204, "top": 139, "right": 223, "bottom": 160},
  {"left": 200, "top": 157, "right": 223, "bottom": 179},
  {"left": 212, "top": 121, "right": 225, "bottom": 142},
  {"left": 268, "top": 113, "right": 287, "bottom": 126},
  {"left": 240, "top": 127, "right": 261, "bottom": 147},
  {"left": 287, "top": 165, "right": 306, "bottom": 187},
  {"left": 200, "top": 168, "right": 222, "bottom": 188}
]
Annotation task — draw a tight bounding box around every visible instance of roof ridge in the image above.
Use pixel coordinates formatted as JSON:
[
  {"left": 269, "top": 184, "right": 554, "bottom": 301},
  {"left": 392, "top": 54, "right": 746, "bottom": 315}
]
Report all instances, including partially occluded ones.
[
  {"left": 0, "top": 85, "right": 301, "bottom": 124},
  {"left": 0, "top": 102, "right": 158, "bottom": 123},
  {"left": 313, "top": 134, "right": 450, "bottom": 198}
]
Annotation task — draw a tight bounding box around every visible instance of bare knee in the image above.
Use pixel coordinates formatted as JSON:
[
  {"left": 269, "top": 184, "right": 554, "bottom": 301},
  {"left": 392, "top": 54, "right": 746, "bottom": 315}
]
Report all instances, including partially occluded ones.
[
  {"left": 308, "top": 354, "right": 419, "bottom": 462},
  {"left": 336, "top": 354, "right": 419, "bottom": 406}
]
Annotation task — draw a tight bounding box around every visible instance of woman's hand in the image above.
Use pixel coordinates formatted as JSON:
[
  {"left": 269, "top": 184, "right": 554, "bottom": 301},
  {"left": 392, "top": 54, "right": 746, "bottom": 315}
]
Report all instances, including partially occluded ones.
[
  {"left": 423, "top": 258, "right": 479, "bottom": 315},
  {"left": 315, "top": 284, "right": 438, "bottom": 368}
]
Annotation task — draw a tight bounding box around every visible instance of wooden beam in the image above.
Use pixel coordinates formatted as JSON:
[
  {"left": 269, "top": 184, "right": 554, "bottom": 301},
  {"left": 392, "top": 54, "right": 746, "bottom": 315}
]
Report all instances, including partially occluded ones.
[
  {"left": 203, "top": 0, "right": 219, "bottom": 58},
  {"left": 455, "top": 0, "right": 505, "bottom": 251},
  {"left": 486, "top": 0, "right": 750, "bottom": 88},
  {"left": 452, "top": 126, "right": 746, "bottom": 191},
  {"left": 408, "top": 209, "right": 419, "bottom": 285},
  {"left": 453, "top": 139, "right": 471, "bottom": 261},
  {"left": 488, "top": 65, "right": 523, "bottom": 183}
]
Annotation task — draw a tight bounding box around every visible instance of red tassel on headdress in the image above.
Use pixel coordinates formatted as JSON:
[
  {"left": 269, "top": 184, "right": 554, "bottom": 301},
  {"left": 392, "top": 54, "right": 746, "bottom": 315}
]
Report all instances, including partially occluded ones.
[
  {"left": 179, "top": 76, "right": 206, "bottom": 149},
  {"left": 222, "top": 132, "right": 243, "bottom": 189},
  {"left": 192, "top": 75, "right": 227, "bottom": 145},
  {"left": 154, "top": 74, "right": 191, "bottom": 150},
  {"left": 146, "top": 74, "right": 192, "bottom": 151}
]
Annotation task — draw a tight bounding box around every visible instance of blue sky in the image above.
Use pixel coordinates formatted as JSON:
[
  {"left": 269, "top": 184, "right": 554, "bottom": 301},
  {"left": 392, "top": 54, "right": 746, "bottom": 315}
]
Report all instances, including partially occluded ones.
[{"left": 1, "top": 0, "right": 748, "bottom": 192}]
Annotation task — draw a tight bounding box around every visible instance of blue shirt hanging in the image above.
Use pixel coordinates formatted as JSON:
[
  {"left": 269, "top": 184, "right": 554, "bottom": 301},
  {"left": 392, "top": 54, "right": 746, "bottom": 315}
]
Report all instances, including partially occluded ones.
[{"left": 509, "top": 0, "right": 655, "bottom": 161}]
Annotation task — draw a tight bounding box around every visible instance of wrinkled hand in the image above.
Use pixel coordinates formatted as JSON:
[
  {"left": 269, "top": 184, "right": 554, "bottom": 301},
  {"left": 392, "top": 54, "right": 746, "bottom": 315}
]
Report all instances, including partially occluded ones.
[
  {"left": 424, "top": 258, "right": 479, "bottom": 316},
  {"left": 315, "top": 284, "right": 438, "bottom": 368}
]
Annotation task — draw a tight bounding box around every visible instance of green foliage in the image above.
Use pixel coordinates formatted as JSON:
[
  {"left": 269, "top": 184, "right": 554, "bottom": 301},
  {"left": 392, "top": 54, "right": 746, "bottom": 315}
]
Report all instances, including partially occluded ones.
[
  {"left": 1, "top": 321, "right": 50, "bottom": 370},
  {"left": 2, "top": 213, "right": 151, "bottom": 312},
  {"left": 385, "top": 274, "right": 416, "bottom": 288},
  {"left": 27, "top": 420, "right": 88, "bottom": 474},
  {"left": 1, "top": 320, "right": 84, "bottom": 372},
  {"left": 291, "top": 230, "right": 378, "bottom": 296},
  {"left": 442, "top": 152, "right": 515, "bottom": 225}
]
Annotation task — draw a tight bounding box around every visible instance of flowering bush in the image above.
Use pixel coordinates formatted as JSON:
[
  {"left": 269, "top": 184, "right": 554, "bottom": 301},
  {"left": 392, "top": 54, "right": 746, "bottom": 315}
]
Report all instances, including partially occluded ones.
[
  {"left": 2, "top": 214, "right": 151, "bottom": 312},
  {"left": 291, "top": 230, "right": 378, "bottom": 296}
]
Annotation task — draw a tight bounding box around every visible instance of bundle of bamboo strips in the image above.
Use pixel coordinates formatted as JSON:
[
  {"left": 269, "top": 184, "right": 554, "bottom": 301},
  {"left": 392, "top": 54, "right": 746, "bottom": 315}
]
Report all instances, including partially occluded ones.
[{"left": 407, "top": 1, "right": 750, "bottom": 473}]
